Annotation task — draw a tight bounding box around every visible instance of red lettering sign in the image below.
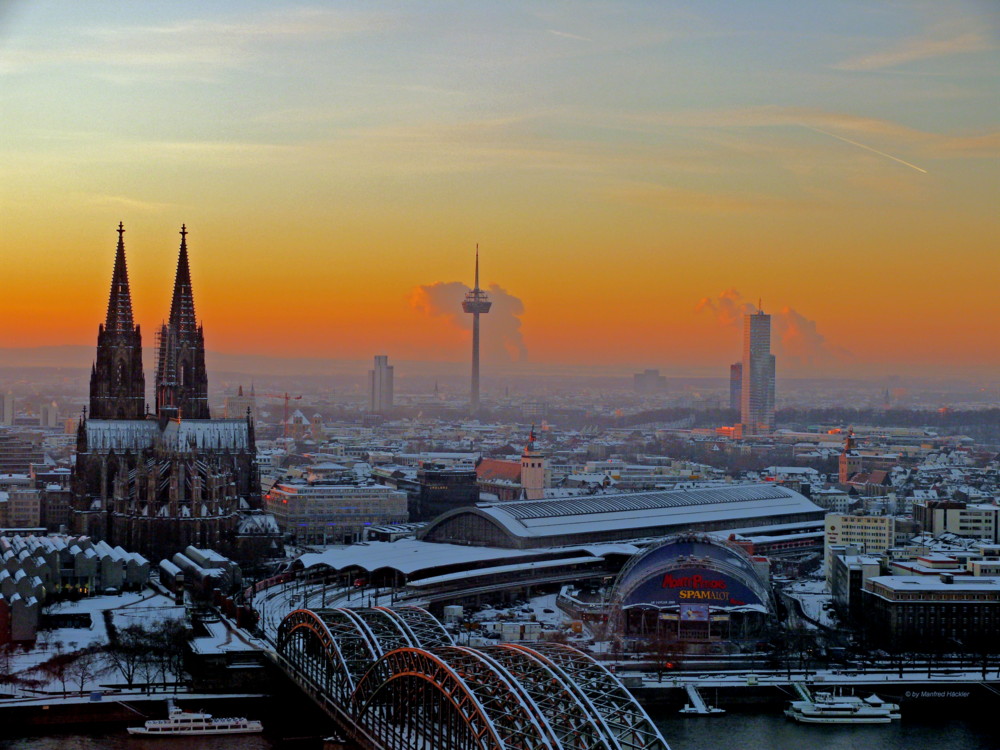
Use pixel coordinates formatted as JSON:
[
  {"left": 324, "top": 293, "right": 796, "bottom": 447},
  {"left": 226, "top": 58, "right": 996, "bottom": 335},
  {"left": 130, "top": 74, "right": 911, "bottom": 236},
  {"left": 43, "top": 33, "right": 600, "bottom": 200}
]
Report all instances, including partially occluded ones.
[{"left": 661, "top": 573, "right": 727, "bottom": 590}]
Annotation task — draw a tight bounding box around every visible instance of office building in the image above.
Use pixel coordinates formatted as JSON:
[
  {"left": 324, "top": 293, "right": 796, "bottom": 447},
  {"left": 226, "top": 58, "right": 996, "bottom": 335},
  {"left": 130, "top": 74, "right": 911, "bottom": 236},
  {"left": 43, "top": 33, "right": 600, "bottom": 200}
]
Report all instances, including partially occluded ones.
[
  {"left": 729, "top": 362, "right": 742, "bottom": 411},
  {"left": 224, "top": 384, "right": 257, "bottom": 419},
  {"left": 824, "top": 513, "right": 897, "bottom": 583},
  {"left": 633, "top": 369, "right": 666, "bottom": 395},
  {"left": 863, "top": 575, "right": 1000, "bottom": 651},
  {"left": 369, "top": 355, "right": 394, "bottom": 414},
  {"left": 265, "top": 480, "right": 407, "bottom": 545},
  {"left": 740, "top": 308, "right": 775, "bottom": 435}
]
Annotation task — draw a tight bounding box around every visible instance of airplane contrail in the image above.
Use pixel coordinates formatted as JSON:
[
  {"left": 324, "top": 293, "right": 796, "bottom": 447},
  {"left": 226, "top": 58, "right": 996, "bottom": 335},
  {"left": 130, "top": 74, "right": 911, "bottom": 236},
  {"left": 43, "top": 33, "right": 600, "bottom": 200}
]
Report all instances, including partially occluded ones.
[{"left": 805, "top": 126, "right": 928, "bottom": 174}]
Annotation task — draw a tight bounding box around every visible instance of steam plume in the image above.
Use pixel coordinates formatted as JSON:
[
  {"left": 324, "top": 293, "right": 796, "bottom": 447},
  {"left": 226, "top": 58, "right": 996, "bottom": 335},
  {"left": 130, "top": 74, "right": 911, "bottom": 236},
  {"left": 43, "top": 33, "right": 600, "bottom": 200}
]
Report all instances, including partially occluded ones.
[
  {"left": 411, "top": 281, "right": 528, "bottom": 362},
  {"left": 697, "top": 288, "right": 849, "bottom": 367}
]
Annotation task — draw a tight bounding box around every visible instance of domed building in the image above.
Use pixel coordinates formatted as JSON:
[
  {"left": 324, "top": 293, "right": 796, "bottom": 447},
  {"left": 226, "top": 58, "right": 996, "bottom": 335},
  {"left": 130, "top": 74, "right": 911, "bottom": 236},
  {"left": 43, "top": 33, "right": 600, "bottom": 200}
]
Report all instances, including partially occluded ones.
[{"left": 608, "top": 534, "right": 774, "bottom": 645}]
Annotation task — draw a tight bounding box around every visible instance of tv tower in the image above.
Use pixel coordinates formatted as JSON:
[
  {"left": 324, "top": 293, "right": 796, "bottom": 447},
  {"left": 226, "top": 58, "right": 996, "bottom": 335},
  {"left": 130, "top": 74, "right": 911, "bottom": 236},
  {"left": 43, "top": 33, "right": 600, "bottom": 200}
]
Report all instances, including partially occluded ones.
[{"left": 462, "top": 245, "right": 492, "bottom": 415}]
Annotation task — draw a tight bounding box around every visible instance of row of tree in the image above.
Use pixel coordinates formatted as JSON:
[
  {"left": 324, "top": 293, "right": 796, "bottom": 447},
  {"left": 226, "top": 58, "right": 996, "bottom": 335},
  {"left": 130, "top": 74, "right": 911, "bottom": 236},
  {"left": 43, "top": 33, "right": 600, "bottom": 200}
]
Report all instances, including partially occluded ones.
[{"left": 0, "top": 618, "right": 190, "bottom": 696}]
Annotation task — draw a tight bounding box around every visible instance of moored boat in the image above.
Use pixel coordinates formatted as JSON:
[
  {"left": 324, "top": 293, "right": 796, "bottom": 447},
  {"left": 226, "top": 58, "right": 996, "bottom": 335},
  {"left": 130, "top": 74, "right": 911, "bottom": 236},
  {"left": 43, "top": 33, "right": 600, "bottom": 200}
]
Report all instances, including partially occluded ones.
[
  {"left": 785, "top": 691, "right": 900, "bottom": 724},
  {"left": 127, "top": 700, "right": 263, "bottom": 736}
]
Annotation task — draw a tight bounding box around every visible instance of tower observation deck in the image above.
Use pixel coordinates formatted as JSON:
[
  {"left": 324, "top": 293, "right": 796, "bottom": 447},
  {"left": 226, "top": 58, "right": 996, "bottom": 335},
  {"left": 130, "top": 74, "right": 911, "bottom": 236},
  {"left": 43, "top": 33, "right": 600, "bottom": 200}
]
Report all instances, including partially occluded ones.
[{"left": 462, "top": 246, "right": 491, "bottom": 416}]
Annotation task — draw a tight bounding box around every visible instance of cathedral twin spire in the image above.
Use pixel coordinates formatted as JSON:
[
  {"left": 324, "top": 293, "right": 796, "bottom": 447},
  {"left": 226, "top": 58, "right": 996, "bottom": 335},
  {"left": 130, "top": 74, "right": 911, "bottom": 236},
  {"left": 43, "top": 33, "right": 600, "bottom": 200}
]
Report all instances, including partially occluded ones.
[
  {"left": 168, "top": 225, "right": 198, "bottom": 334},
  {"left": 89, "top": 223, "right": 210, "bottom": 421},
  {"left": 105, "top": 222, "right": 135, "bottom": 333}
]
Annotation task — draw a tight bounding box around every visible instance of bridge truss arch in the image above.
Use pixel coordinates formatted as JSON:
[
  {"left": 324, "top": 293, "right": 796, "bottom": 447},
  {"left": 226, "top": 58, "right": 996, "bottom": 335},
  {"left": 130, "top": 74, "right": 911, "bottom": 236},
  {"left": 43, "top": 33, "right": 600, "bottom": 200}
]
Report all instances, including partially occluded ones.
[{"left": 276, "top": 607, "right": 671, "bottom": 750}]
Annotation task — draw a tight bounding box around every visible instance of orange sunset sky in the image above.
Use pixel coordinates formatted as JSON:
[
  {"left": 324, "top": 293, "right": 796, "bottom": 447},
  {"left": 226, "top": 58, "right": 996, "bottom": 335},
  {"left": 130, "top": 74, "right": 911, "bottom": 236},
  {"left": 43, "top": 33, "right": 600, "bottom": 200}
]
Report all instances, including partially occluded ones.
[{"left": 1, "top": 2, "right": 998, "bottom": 377}]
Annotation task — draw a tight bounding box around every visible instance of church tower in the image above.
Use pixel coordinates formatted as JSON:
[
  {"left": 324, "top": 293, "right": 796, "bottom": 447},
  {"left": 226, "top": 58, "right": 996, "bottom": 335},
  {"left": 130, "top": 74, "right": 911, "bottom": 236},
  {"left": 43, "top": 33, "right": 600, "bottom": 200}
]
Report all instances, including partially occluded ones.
[
  {"left": 520, "top": 425, "right": 549, "bottom": 501},
  {"left": 89, "top": 223, "right": 146, "bottom": 419},
  {"left": 155, "top": 225, "right": 210, "bottom": 419}
]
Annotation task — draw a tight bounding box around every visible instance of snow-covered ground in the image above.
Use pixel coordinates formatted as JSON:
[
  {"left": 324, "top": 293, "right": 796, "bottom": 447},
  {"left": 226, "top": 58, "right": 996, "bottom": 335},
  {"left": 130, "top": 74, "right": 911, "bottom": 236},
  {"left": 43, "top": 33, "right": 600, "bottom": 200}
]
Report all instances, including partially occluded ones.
[
  {"left": 467, "top": 593, "right": 569, "bottom": 628},
  {"left": 3, "top": 590, "right": 189, "bottom": 697},
  {"left": 784, "top": 578, "right": 838, "bottom": 629}
]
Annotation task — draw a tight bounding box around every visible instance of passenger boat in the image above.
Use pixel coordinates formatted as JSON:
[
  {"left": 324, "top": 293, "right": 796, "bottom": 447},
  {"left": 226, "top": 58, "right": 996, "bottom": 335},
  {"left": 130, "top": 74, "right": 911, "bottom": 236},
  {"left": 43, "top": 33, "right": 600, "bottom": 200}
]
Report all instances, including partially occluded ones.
[
  {"left": 127, "top": 700, "right": 263, "bottom": 736},
  {"left": 785, "top": 691, "right": 900, "bottom": 724}
]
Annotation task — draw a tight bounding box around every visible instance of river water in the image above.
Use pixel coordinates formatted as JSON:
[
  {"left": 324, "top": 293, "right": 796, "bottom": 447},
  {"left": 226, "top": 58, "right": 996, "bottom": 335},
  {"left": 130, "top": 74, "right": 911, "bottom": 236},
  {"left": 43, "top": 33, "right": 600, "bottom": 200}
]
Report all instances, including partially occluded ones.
[
  {"left": 1, "top": 709, "right": 996, "bottom": 749},
  {"left": 653, "top": 709, "right": 998, "bottom": 750}
]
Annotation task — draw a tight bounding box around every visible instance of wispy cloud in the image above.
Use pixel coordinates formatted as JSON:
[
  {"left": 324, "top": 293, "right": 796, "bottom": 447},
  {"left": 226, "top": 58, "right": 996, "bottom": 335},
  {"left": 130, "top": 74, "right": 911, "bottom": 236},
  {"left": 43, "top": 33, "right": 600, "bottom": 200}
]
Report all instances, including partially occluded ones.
[
  {"left": 77, "top": 193, "right": 179, "bottom": 213},
  {"left": 0, "top": 7, "right": 392, "bottom": 76},
  {"left": 606, "top": 181, "right": 805, "bottom": 215},
  {"left": 835, "top": 31, "right": 993, "bottom": 71},
  {"left": 612, "top": 106, "right": 1000, "bottom": 160},
  {"left": 546, "top": 29, "right": 591, "bottom": 42}
]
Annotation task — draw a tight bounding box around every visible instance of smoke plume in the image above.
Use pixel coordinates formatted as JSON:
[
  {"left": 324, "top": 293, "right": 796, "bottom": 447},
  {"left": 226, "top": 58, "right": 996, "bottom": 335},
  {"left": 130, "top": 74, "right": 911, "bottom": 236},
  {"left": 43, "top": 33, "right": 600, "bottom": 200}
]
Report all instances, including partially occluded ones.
[
  {"left": 696, "top": 288, "right": 849, "bottom": 368},
  {"left": 410, "top": 281, "right": 528, "bottom": 362}
]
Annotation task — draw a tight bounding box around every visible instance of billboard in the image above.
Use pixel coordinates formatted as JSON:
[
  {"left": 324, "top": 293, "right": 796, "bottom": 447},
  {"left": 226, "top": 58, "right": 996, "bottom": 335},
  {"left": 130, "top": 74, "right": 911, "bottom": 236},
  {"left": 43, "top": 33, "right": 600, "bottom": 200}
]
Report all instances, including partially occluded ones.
[
  {"left": 620, "top": 565, "right": 765, "bottom": 609},
  {"left": 680, "top": 604, "right": 710, "bottom": 622},
  {"left": 615, "top": 537, "right": 769, "bottom": 611}
]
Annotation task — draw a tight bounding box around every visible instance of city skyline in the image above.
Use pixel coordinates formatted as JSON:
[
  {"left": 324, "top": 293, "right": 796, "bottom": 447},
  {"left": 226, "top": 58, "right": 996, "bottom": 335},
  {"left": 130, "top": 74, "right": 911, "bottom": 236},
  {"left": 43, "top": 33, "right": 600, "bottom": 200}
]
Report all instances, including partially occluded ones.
[{"left": 1, "top": 2, "right": 998, "bottom": 377}]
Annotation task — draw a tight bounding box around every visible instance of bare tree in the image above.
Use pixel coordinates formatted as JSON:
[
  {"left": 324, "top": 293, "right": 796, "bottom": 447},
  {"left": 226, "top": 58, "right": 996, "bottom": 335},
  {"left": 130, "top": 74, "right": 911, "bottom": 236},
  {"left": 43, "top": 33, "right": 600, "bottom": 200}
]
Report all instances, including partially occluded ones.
[
  {"left": 32, "top": 644, "right": 75, "bottom": 696},
  {"left": 0, "top": 643, "right": 17, "bottom": 692},
  {"left": 66, "top": 645, "right": 111, "bottom": 695},
  {"left": 106, "top": 624, "right": 147, "bottom": 686}
]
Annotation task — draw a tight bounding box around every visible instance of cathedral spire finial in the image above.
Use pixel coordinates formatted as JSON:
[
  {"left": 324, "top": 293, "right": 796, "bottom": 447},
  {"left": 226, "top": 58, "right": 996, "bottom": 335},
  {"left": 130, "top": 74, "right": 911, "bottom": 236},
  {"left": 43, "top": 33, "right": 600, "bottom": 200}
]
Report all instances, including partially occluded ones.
[
  {"left": 169, "top": 224, "right": 196, "bottom": 333},
  {"left": 105, "top": 222, "right": 135, "bottom": 332}
]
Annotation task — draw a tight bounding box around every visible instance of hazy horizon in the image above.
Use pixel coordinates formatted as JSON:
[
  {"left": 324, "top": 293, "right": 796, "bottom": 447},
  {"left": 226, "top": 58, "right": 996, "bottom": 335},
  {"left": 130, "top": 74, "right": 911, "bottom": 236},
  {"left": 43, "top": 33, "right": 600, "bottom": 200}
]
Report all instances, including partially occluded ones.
[{"left": 1, "top": 343, "right": 999, "bottom": 386}]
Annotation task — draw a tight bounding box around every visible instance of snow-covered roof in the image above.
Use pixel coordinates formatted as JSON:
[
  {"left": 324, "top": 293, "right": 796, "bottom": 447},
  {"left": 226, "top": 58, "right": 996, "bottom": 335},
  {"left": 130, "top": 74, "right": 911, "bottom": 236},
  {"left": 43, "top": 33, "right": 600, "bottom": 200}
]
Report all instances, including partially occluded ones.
[
  {"left": 84, "top": 420, "right": 159, "bottom": 451},
  {"left": 161, "top": 419, "right": 251, "bottom": 452},
  {"left": 868, "top": 575, "right": 1000, "bottom": 595},
  {"left": 407, "top": 556, "right": 604, "bottom": 588},
  {"left": 428, "top": 484, "right": 822, "bottom": 543},
  {"left": 295, "top": 539, "right": 638, "bottom": 577},
  {"left": 85, "top": 418, "right": 250, "bottom": 452}
]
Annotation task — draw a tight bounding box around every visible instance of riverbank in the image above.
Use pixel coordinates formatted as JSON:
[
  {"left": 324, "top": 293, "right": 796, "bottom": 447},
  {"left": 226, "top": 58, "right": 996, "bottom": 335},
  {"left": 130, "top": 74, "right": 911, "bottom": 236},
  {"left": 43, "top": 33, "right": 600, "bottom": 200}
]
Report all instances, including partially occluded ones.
[{"left": 0, "top": 692, "right": 268, "bottom": 731}]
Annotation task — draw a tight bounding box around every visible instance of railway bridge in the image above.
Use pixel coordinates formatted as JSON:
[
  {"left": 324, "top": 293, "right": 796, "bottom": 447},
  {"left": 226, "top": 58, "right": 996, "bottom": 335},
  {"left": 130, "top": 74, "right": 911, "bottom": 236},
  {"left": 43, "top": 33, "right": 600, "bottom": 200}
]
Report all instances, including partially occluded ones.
[{"left": 274, "top": 605, "right": 671, "bottom": 750}]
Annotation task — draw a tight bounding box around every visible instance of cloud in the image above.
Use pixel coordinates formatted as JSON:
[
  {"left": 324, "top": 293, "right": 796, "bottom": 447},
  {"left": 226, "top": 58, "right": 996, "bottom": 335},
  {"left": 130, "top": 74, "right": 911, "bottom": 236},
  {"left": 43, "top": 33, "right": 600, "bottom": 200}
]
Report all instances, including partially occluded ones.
[
  {"left": 547, "top": 30, "right": 591, "bottom": 42},
  {"left": 834, "top": 32, "right": 993, "bottom": 72},
  {"left": 695, "top": 288, "right": 753, "bottom": 327},
  {"left": 607, "top": 181, "right": 807, "bottom": 214},
  {"left": 0, "top": 7, "right": 392, "bottom": 76},
  {"left": 77, "top": 193, "right": 179, "bottom": 213},
  {"left": 696, "top": 289, "right": 850, "bottom": 368},
  {"left": 410, "top": 281, "right": 528, "bottom": 363},
  {"left": 610, "top": 106, "right": 1000, "bottom": 159}
]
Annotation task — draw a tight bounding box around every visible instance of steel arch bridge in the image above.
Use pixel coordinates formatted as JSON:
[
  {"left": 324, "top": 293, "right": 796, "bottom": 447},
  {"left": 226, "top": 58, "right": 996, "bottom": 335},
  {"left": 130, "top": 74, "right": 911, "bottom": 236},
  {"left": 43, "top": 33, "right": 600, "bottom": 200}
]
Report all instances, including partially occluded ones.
[{"left": 275, "top": 606, "right": 671, "bottom": 750}]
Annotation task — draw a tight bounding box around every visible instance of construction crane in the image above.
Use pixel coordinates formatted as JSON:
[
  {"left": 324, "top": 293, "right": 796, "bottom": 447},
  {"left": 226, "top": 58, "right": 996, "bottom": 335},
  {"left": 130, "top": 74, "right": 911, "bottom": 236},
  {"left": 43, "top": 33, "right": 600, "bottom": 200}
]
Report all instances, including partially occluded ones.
[{"left": 261, "top": 392, "right": 303, "bottom": 438}]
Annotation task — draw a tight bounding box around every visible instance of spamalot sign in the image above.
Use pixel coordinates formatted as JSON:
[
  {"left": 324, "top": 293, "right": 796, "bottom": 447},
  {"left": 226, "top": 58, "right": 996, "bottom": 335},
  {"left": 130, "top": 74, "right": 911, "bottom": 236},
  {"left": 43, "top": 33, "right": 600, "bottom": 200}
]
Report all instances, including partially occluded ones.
[{"left": 622, "top": 565, "right": 761, "bottom": 608}]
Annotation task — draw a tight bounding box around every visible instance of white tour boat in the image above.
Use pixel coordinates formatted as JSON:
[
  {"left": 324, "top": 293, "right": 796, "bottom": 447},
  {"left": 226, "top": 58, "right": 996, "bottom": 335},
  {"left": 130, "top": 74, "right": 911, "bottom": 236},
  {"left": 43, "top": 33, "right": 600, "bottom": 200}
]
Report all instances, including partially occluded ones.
[
  {"left": 127, "top": 700, "right": 263, "bottom": 736},
  {"left": 785, "top": 691, "right": 900, "bottom": 724}
]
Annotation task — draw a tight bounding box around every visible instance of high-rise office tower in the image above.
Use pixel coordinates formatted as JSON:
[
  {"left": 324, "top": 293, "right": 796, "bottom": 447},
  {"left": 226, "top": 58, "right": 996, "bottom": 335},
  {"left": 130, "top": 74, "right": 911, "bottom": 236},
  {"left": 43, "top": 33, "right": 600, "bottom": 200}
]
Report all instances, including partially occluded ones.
[
  {"left": 729, "top": 362, "right": 742, "bottom": 411},
  {"left": 369, "top": 355, "right": 394, "bottom": 414},
  {"left": 461, "top": 246, "right": 491, "bottom": 416},
  {"left": 740, "top": 308, "right": 775, "bottom": 435}
]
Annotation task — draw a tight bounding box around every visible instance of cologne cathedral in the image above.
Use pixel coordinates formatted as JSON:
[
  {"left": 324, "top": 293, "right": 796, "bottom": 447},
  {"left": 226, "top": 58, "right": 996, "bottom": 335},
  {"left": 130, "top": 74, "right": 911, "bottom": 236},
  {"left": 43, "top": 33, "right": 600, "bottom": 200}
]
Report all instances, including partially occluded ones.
[{"left": 71, "top": 224, "right": 278, "bottom": 566}]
